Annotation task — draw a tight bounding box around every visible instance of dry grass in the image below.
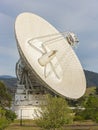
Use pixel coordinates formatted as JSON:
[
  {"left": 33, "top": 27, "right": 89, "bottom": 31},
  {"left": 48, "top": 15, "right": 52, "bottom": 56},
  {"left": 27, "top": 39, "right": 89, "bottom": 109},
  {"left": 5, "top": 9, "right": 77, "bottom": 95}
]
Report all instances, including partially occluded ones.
[
  {"left": 5, "top": 119, "right": 98, "bottom": 130},
  {"left": 5, "top": 120, "right": 41, "bottom": 130}
]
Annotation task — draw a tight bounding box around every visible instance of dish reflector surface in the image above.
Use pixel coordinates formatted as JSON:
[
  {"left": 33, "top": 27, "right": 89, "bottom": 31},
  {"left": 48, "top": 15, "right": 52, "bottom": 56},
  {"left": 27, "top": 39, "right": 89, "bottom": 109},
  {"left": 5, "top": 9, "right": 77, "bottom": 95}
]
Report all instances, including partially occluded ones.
[{"left": 15, "top": 12, "right": 86, "bottom": 99}]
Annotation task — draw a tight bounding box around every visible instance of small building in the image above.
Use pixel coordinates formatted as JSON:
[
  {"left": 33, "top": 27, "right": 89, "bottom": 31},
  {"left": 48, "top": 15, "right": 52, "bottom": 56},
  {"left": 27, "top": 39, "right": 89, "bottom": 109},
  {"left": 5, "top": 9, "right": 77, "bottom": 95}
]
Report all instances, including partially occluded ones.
[{"left": 13, "top": 84, "right": 45, "bottom": 119}]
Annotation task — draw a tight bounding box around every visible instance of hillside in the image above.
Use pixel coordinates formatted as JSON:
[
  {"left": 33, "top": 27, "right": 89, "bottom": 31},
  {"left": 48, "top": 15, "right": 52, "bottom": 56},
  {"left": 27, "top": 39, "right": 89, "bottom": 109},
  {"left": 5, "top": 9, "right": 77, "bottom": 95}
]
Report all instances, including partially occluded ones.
[
  {"left": 0, "top": 70, "right": 98, "bottom": 91},
  {"left": 0, "top": 77, "right": 17, "bottom": 88},
  {"left": 84, "top": 70, "right": 98, "bottom": 87},
  {"left": 0, "top": 76, "right": 17, "bottom": 94},
  {"left": 0, "top": 75, "right": 15, "bottom": 79}
]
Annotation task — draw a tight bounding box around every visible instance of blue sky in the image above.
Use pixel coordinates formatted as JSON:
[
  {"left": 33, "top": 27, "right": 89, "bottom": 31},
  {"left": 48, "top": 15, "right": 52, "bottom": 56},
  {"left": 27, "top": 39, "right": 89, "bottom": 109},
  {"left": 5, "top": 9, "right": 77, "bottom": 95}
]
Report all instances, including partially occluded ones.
[{"left": 0, "top": 0, "right": 98, "bottom": 76}]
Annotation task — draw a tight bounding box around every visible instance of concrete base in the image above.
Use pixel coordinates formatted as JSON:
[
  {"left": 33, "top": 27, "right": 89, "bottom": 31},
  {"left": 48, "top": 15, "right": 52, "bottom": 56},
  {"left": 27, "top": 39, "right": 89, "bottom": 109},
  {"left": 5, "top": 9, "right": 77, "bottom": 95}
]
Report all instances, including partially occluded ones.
[{"left": 13, "top": 105, "right": 40, "bottom": 119}]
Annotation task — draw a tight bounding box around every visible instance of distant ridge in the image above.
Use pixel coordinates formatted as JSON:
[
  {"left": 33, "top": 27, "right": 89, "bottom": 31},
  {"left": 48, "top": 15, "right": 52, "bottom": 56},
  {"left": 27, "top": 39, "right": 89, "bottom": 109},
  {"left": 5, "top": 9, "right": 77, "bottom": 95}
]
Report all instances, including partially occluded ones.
[
  {"left": 0, "top": 76, "right": 17, "bottom": 89},
  {"left": 84, "top": 70, "right": 98, "bottom": 87},
  {"left": 0, "top": 75, "right": 16, "bottom": 79},
  {"left": 0, "top": 70, "right": 98, "bottom": 89}
]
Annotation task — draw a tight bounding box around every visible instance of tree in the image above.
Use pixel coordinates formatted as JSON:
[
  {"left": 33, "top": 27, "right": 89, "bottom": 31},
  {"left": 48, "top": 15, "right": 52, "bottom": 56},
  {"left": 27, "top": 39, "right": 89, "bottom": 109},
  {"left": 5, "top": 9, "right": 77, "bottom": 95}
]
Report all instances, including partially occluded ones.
[
  {"left": 75, "top": 95, "right": 98, "bottom": 122},
  {"left": 0, "top": 81, "right": 12, "bottom": 108},
  {"left": 35, "top": 95, "right": 74, "bottom": 130},
  {"left": 83, "top": 96, "right": 98, "bottom": 122},
  {"left": 0, "top": 107, "right": 9, "bottom": 130},
  {"left": 0, "top": 81, "right": 16, "bottom": 129}
]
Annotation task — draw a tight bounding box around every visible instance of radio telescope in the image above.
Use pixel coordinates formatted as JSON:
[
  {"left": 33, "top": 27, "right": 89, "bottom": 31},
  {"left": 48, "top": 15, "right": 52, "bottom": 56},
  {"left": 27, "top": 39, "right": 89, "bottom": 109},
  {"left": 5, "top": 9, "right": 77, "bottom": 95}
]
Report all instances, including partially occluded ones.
[{"left": 14, "top": 12, "right": 86, "bottom": 119}]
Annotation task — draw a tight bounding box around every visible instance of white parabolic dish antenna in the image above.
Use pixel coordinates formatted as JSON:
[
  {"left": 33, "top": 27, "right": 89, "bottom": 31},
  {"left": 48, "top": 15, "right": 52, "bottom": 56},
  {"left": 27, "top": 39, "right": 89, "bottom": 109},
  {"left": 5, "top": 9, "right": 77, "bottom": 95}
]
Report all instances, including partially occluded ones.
[{"left": 15, "top": 12, "right": 86, "bottom": 99}]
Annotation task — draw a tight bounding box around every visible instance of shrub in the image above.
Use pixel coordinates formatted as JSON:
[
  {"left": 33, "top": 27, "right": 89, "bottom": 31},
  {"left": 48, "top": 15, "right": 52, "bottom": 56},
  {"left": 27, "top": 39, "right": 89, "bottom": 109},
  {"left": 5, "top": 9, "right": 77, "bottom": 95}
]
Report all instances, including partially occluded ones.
[
  {"left": 0, "top": 118, "right": 9, "bottom": 130},
  {"left": 35, "top": 95, "right": 74, "bottom": 130},
  {"left": 5, "top": 109, "right": 17, "bottom": 121}
]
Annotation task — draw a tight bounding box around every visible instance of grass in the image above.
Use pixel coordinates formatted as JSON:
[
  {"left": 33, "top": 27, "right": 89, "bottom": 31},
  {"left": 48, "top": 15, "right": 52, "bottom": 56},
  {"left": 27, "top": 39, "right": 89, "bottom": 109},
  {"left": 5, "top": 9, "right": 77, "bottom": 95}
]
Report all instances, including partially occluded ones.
[
  {"left": 5, "top": 120, "right": 42, "bottom": 130},
  {"left": 5, "top": 119, "right": 98, "bottom": 130}
]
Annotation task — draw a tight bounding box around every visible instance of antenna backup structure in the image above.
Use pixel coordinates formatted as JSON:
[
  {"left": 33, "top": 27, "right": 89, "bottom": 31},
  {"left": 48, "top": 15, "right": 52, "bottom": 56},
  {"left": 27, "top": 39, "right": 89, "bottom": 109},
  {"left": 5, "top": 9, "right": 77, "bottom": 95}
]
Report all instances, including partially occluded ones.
[{"left": 13, "top": 12, "right": 86, "bottom": 119}]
